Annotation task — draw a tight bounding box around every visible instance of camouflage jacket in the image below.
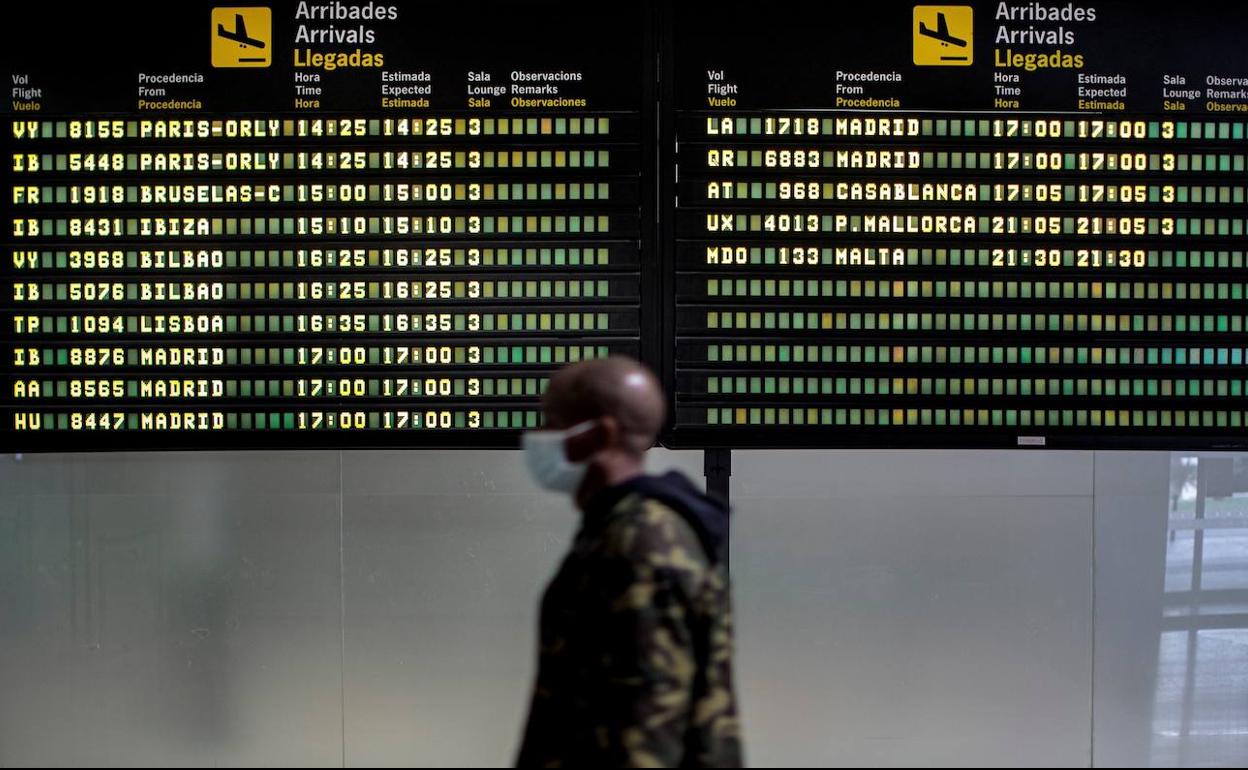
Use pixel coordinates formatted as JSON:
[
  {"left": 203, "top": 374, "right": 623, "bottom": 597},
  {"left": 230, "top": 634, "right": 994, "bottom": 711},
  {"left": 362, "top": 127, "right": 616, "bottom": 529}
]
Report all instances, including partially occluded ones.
[{"left": 517, "top": 473, "right": 742, "bottom": 768}]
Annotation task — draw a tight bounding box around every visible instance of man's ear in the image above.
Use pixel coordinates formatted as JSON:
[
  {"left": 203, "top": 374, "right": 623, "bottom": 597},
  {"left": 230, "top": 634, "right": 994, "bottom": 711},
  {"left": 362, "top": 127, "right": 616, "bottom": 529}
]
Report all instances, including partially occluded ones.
[{"left": 564, "top": 417, "right": 617, "bottom": 462}]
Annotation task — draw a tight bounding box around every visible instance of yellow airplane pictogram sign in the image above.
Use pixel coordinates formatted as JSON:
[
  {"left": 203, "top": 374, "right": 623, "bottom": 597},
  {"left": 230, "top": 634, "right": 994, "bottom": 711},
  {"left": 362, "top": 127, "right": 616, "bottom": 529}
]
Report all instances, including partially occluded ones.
[
  {"left": 212, "top": 7, "right": 271, "bottom": 68},
  {"left": 913, "top": 6, "right": 973, "bottom": 66}
]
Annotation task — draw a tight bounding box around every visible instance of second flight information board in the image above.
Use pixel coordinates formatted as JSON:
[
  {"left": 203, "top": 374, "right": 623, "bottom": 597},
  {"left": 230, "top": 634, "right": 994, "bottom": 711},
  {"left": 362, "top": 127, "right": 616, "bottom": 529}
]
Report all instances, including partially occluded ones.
[
  {"left": 4, "top": 0, "right": 1248, "bottom": 451},
  {"left": 1, "top": 0, "right": 651, "bottom": 450},
  {"left": 666, "top": 0, "right": 1248, "bottom": 449}
]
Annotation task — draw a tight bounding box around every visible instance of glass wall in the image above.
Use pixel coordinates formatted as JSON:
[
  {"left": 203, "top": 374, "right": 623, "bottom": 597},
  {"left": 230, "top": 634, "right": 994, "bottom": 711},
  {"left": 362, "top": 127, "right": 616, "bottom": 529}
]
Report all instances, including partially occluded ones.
[{"left": 1, "top": 449, "right": 1244, "bottom": 767}]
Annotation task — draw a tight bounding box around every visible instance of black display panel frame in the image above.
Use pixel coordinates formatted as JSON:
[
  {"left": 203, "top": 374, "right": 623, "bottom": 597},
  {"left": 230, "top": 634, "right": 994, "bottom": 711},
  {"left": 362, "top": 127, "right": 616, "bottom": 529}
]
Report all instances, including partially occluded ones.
[
  {"left": 1, "top": 0, "right": 661, "bottom": 452},
  {"left": 6, "top": 1, "right": 1248, "bottom": 452},
  {"left": 659, "top": 0, "right": 1248, "bottom": 451}
]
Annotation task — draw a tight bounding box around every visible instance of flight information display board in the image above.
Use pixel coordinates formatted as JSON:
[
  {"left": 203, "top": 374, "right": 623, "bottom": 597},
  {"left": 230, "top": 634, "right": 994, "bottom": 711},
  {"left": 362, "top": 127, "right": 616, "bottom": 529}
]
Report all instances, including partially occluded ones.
[
  {"left": 6, "top": 1, "right": 1248, "bottom": 452},
  {"left": 666, "top": 0, "right": 1248, "bottom": 448},
  {"left": 1, "top": 1, "right": 652, "bottom": 450}
]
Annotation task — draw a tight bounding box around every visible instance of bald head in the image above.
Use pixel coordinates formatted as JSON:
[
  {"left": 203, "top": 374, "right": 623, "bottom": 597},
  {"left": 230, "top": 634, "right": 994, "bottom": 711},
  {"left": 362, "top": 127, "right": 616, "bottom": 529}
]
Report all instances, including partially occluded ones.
[{"left": 543, "top": 356, "right": 666, "bottom": 454}]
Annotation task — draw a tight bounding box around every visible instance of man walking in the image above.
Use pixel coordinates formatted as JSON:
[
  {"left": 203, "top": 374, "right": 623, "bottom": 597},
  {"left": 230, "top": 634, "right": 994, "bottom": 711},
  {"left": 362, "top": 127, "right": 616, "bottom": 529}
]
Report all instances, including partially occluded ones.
[{"left": 516, "top": 356, "right": 743, "bottom": 768}]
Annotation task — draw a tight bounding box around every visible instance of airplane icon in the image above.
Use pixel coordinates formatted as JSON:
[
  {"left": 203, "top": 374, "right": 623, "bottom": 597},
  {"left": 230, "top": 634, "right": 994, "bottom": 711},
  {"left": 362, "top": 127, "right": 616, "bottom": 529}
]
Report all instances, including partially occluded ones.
[
  {"left": 217, "top": 13, "right": 267, "bottom": 49},
  {"left": 211, "top": 7, "right": 272, "bottom": 68},
  {"left": 918, "top": 12, "right": 967, "bottom": 48},
  {"left": 913, "top": 6, "right": 972, "bottom": 66}
]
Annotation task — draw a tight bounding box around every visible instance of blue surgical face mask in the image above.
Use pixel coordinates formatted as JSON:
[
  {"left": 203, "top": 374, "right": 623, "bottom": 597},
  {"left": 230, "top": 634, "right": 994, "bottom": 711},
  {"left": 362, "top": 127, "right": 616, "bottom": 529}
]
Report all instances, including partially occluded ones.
[{"left": 522, "top": 421, "right": 595, "bottom": 494}]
